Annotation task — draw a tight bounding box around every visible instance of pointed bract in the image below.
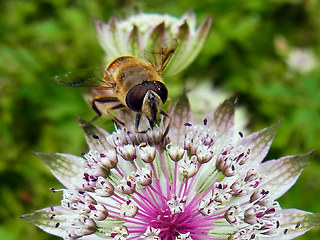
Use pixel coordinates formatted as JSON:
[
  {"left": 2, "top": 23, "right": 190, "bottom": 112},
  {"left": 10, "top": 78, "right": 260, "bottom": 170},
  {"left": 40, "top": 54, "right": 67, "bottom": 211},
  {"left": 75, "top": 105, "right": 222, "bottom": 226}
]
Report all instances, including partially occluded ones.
[
  {"left": 147, "top": 22, "right": 166, "bottom": 49},
  {"left": 167, "top": 15, "right": 213, "bottom": 76},
  {"left": 35, "top": 152, "right": 84, "bottom": 189},
  {"left": 168, "top": 91, "right": 193, "bottom": 144},
  {"left": 259, "top": 152, "right": 310, "bottom": 199},
  {"left": 238, "top": 121, "right": 280, "bottom": 166},
  {"left": 206, "top": 94, "right": 236, "bottom": 145},
  {"left": 79, "top": 118, "right": 112, "bottom": 152},
  {"left": 128, "top": 25, "right": 141, "bottom": 57},
  {"left": 277, "top": 209, "right": 320, "bottom": 239},
  {"left": 22, "top": 208, "right": 66, "bottom": 238}
]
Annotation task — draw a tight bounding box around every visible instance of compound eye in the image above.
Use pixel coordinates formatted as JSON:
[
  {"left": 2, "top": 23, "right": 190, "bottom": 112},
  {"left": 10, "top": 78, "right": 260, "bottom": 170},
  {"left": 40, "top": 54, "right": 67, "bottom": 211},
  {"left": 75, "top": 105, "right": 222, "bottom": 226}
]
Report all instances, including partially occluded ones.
[
  {"left": 147, "top": 81, "right": 168, "bottom": 104},
  {"left": 126, "top": 84, "right": 148, "bottom": 112}
]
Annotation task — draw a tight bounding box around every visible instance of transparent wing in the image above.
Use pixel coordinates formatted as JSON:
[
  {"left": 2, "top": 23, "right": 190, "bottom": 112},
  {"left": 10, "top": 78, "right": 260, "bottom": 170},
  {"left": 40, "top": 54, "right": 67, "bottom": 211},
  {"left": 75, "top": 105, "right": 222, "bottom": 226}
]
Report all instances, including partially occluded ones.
[
  {"left": 53, "top": 67, "right": 111, "bottom": 89},
  {"left": 144, "top": 39, "right": 178, "bottom": 75}
]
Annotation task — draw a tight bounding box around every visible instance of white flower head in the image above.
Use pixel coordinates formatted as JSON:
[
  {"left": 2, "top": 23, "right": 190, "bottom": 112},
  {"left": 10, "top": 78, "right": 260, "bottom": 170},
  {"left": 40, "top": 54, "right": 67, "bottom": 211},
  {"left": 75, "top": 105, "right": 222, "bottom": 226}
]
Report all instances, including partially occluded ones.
[
  {"left": 95, "top": 11, "right": 212, "bottom": 76},
  {"left": 23, "top": 94, "right": 319, "bottom": 239},
  {"left": 286, "top": 48, "right": 317, "bottom": 74},
  {"left": 274, "top": 36, "right": 317, "bottom": 74}
]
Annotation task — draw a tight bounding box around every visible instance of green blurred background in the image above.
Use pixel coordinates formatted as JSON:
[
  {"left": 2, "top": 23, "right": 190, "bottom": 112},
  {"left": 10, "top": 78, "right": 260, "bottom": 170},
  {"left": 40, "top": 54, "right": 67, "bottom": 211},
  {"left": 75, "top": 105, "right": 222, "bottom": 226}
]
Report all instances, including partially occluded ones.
[{"left": 1, "top": 0, "right": 320, "bottom": 239}]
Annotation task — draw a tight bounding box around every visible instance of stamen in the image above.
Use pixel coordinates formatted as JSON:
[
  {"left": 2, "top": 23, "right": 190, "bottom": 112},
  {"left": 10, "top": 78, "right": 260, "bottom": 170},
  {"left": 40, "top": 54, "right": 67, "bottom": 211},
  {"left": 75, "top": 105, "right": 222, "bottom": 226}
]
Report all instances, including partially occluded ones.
[
  {"left": 141, "top": 226, "right": 161, "bottom": 239},
  {"left": 166, "top": 143, "right": 185, "bottom": 162},
  {"left": 135, "top": 166, "right": 153, "bottom": 186},
  {"left": 117, "top": 175, "right": 136, "bottom": 194},
  {"left": 178, "top": 155, "right": 198, "bottom": 178},
  {"left": 166, "top": 195, "right": 187, "bottom": 215},
  {"left": 117, "top": 144, "right": 137, "bottom": 161},
  {"left": 110, "top": 225, "right": 128, "bottom": 238},
  {"left": 196, "top": 145, "right": 215, "bottom": 164},
  {"left": 100, "top": 149, "right": 118, "bottom": 168},
  {"left": 138, "top": 144, "right": 156, "bottom": 163},
  {"left": 120, "top": 197, "right": 139, "bottom": 217}
]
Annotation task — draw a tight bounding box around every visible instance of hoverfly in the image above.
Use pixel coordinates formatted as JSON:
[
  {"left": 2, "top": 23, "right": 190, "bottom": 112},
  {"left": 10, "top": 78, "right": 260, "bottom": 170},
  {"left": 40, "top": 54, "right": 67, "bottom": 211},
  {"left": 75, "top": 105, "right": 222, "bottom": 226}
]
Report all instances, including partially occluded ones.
[{"left": 54, "top": 40, "right": 177, "bottom": 132}]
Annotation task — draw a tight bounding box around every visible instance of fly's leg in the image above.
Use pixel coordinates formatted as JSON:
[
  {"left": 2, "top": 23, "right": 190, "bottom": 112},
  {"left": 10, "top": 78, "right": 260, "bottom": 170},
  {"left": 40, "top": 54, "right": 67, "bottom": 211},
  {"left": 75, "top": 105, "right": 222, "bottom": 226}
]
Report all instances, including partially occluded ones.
[
  {"left": 161, "top": 114, "right": 171, "bottom": 143},
  {"left": 134, "top": 110, "right": 170, "bottom": 133},
  {"left": 106, "top": 103, "right": 126, "bottom": 127},
  {"left": 135, "top": 113, "right": 141, "bottom": 131},
  {"left": 148, "top": 119, "right": 155, "bottom": 129},
  {"left": 160, "top": 109, "right": 171, "bottom": 142},
  {"left": 91, "top": 96, "right": 122, "bottom": 123},
  {"left": 134, "top": 113, "right": 147, "bottom": 133}
]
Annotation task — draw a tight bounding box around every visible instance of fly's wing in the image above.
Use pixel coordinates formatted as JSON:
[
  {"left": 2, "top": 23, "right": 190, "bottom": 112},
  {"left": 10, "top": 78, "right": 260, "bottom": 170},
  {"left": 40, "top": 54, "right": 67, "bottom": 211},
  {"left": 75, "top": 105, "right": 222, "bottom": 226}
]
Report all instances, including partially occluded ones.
[
  {"left": 144, "top": 39, "right": 178, "bottom": 75},
  {"left": 53, "top": 67, "right": 112, "bottom": 89}
]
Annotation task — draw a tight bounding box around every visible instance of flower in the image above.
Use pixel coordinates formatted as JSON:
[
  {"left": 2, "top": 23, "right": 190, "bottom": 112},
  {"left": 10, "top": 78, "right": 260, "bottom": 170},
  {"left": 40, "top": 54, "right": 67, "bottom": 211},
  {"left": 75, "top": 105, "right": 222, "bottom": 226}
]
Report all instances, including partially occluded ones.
[
  {"left": 286, "top": 48, "right": 317, "bottom": 74},
  {"left": 22, "top": 94, "right": 319, "bottom": 239},
  {"left": 95, "top": 11, "right": 212, "bottom": 76},
  {"left": 274, "top": 36, "right": 317, "bottom": 74}
]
